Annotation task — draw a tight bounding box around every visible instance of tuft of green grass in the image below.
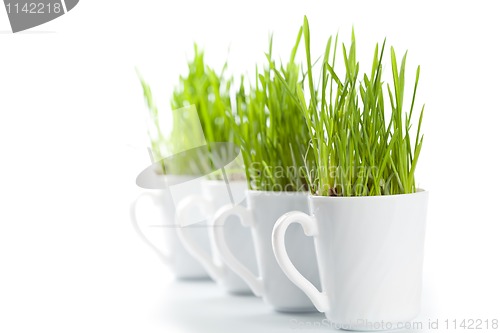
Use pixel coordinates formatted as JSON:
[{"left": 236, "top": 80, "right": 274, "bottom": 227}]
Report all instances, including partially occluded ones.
[
  {"left": 137, "top": 74, "right": 170, "bottom": 174},
  {"left": 138, "top": 44, "right": 239, "bottom": 176},
  {"left": 229, "top": 29, "right": 314, "bottom": 191},
  {"left": 293, "top": 16, "right": 424, "bottom": 196},
  {"left": 171, "top": 44, "right": 234, "bottom": 145}
]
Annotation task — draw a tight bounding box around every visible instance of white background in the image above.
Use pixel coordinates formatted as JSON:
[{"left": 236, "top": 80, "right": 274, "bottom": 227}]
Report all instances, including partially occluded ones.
[{"left": 0, "top": 1, "right": 499, "bottom": 332}]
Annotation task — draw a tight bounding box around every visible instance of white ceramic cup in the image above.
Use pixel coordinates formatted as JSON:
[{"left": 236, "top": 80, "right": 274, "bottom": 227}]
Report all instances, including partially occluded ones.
[
  {"left": 176, "top": 180, "right": 257, "bottom": 294},
  {"left": 130, "top": 175, "right": 211, "bottom": 280},
  {"left": 212, "top": 190, "right": 320, "bottom": 312},
  {"left": 272, "top": 191, "right": 429, "bottom": 330}
]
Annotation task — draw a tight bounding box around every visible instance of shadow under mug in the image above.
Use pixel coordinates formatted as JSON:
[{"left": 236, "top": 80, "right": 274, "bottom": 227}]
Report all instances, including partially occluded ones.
[
  {"left": 176, "top": 180, "right": 256, "bottom": 295},
  {"left": 213, "top": 190, "right": 321, "bottom": 312},
  {"left": 272, "top": 190, "right": 429, "bottom": 331},
  {"left": 130, "top": 175, "right": 211, "bottom": 280}
]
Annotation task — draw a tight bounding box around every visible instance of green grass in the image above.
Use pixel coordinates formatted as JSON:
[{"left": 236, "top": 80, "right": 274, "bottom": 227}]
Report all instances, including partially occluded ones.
[
  {"left": 138, "top": 20, "right": 424, "bottom": 194},
  {"left": 138, "top": 44, "right": 238, "bottom": 176},
  {"left": 171, "top": 44, "right": 234, "bottom": 145},
  {"left": 290, "top": 16, "right": 424, "bottom": 196},
  {"left": 230, "top": 29, "right": 314, "bottom": 191},
  {"left": 137, "top": 75, "right": 170, "bottom": 174}
]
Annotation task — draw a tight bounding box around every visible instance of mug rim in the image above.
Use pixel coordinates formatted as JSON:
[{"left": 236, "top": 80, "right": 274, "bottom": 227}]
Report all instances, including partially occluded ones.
[
  {"left": 246, "top": 189, "right": 310, "bottom": 197},
  {"left": 201, "top": 179, "right": 248, "bottom": 186},
  {"left": 145, "top": 173, "right": 201, "bottom": 188},
  {"left": 309, "top": 188, "right": 428, "bottom": 202}
]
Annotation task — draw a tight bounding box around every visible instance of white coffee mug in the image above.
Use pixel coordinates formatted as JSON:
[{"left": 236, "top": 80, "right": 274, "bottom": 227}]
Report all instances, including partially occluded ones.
[
  {"left": 130, "top": 175, "right": 211, "bottom": 280},
  {"left": 176, "top": 180, "right": 256, "bottom": 294},
  {"left": 272, "top": 191, "right": 429, "bottom": 330},
  {"left": 213, "top": 190, "right": 320, "bottom": 312}
]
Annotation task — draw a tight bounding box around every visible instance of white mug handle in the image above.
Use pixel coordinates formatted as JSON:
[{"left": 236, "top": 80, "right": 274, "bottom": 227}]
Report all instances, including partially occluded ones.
[
  {"left": 212, "top": 205, "right": 264, "bottom": 297},
  {"left": 130, "top": 192, "right": 173, "bottom": 266},
  {"left": 176, "top": 196, "right": 224, "bottom": 281},
  {"left": 272, "top": 211, "right": 329, "bottom": 313}
]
